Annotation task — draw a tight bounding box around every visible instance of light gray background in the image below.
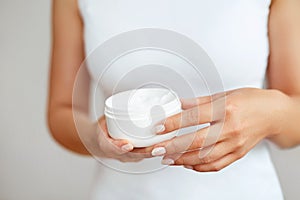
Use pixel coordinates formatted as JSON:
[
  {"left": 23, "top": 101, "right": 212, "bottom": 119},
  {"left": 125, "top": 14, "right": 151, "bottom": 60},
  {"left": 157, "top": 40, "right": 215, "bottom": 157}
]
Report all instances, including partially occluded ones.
[{"left": 0, "top": 0, "right": 299, "bottom": 200}]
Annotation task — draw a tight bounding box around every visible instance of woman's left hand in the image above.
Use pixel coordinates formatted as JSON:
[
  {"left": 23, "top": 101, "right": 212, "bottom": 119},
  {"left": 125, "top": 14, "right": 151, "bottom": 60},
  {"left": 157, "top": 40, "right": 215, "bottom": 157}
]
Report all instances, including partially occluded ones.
[{"left": 134, "top": 88, "right": 287, "bottom": 172}]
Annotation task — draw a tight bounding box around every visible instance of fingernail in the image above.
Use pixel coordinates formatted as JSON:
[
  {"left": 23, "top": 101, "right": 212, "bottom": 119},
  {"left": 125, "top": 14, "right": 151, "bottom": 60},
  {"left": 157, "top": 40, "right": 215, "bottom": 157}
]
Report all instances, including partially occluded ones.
[
  {"left": 151, "top": 147, "right": 166, "bottom": 156},
  {"left": 161, "top": 158, "right": 174, "bottom": 165},
  {"left": 121, "top": 143, "right": 134, "bottom": 152},
  {"left": 184, "top": 165, "right": 193, "bottom": 170},
  {"left": 154, "top": 124, "right": 165, "bottom": 134}
]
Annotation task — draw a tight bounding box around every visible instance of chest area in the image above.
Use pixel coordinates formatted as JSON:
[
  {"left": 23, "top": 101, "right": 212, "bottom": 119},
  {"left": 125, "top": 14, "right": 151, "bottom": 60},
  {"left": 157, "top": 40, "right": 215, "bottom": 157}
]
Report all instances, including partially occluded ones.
[{"left": 80, "top": 0, "right": 270, "bottom": 95}]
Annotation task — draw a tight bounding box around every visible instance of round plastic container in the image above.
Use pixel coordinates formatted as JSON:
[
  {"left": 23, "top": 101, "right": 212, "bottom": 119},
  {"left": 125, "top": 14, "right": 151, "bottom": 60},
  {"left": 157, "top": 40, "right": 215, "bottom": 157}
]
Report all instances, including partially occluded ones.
[{"left": 104, "top": 88, "right": 182, "bottom": 147}]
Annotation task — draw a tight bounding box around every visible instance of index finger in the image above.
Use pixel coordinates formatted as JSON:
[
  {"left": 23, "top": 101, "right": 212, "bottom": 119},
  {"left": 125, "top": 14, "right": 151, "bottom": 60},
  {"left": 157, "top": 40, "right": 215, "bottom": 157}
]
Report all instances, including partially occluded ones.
[
  {"left": 181, "top": 91, "right": 229, "bottom": 110},
  {"left": 156, "top": 101, "right": 213, "bottom": 135}
]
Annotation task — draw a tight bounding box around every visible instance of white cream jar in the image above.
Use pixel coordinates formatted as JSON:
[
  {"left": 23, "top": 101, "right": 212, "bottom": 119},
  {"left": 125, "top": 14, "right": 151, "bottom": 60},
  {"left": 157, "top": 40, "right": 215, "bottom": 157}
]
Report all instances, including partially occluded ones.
[{"left": 104, "top": 88, "right": 182, "bottom": 147}]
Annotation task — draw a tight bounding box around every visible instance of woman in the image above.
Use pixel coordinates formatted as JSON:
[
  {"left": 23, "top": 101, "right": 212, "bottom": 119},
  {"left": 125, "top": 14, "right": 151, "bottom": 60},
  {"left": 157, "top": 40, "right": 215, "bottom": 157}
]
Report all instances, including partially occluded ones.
[{"left": 48, "top": 0, "right": 300, "bottom": 199}]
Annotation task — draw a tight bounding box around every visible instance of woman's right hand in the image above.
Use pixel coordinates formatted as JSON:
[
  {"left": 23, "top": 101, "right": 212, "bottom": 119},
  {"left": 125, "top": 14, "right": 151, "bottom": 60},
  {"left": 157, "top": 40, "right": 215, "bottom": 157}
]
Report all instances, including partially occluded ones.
[{"left": 88, "top": 116, "right": 151, "bottom": 162}]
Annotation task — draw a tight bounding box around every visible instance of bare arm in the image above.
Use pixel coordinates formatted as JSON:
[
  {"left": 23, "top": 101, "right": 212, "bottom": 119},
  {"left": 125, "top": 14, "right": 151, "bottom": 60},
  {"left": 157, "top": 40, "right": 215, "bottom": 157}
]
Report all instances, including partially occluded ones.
[
  {"left": 47, "top": 0, "right": 147, "bottom": 161},
  {"left": 47, "top": 0, "right": 92, "bottom": 155},
  {"left": 267, "top": 0, "right": 300, "bottom": 148}
]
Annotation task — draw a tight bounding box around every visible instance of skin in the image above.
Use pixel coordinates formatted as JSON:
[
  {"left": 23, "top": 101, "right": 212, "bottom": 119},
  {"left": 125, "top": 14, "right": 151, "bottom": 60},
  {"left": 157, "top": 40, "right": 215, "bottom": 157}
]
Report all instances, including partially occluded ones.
[
  {"left": 48, "top": 0, "right": 300, "bottom": 171},
  {"left": 134, "top": 0, "right": 300, "bottom": 171},
  {"left": 48, "top": 0, "right": 149, "bottom": 161}
]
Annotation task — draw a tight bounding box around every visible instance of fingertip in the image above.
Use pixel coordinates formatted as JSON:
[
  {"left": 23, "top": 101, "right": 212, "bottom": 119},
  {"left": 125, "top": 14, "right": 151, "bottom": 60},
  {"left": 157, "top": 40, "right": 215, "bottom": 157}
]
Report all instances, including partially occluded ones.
[
  {"left": 112, "top": 139, "right": 133, "bottom": 151},
  {"left": 151, "top": 147, "right": 166, "bottom": 156},
  {"left": 161, "top": 158, "right": 174, "bottom": 165},
  {"left": 121, "top": 143, "right": 134, "bottom": 152},
  {"left": 154, "top": 124, "right": 166, "bottom": 134}
]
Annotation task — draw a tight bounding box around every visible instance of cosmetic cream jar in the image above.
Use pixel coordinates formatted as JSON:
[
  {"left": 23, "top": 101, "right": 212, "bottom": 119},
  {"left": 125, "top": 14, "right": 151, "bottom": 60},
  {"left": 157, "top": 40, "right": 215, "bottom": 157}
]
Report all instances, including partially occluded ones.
[{"left": 104, "top": 88, "right": 182, "bottom": 147}]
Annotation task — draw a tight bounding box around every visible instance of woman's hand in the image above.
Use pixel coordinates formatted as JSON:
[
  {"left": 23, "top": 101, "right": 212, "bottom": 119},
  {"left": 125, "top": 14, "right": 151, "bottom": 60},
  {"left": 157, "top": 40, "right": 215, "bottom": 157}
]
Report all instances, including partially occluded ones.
[
  {"left": 87, "top": 116, "right": 151, "bottom": 162},
  {"left": 134, "top": 88, "right": 288, "bottom": 172}
]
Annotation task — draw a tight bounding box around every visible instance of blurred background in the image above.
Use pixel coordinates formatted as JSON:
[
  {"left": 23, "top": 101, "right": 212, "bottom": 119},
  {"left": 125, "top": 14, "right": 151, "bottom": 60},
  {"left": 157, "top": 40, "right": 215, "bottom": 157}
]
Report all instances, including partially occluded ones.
[{"left": 0, "top": 0, "right": 299, "bottom": 200}]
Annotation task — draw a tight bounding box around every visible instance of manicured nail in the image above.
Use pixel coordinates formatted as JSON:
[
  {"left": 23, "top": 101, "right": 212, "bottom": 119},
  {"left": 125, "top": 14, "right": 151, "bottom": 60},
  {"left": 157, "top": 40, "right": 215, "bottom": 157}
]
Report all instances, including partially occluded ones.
[
  {"left": 161, "top": 158, "right": 174, "bottom": 165},
  {"left": 155, "top": 124, "right": 165, "bottom": 134},
  {"left": 151, "top": 147, "right": 166, "bottom": 156},
  {"left": 121, "top": 143, "right": 134, "bottom": 152},
  {"left": 184, "top": 165, "right": 193, "bottom": 170}
]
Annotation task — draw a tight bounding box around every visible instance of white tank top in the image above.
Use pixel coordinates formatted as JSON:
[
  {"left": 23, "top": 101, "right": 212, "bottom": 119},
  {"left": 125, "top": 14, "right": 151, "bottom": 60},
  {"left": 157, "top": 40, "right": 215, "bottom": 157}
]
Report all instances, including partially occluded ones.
[{"left": 78, "top": 0, "right": 283, "bottom": 199}]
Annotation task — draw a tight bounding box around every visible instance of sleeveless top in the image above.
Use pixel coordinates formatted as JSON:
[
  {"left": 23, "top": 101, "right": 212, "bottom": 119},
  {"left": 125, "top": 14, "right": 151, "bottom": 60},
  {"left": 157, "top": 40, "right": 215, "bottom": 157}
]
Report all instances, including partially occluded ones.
[{"left": 78, "top": 0, "right": 283, "bottom": 199}]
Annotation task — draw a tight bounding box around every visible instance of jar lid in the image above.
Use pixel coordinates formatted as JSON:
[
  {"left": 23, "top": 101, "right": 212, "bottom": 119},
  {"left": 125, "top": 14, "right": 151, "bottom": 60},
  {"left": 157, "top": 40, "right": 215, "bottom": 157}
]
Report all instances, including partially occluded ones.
[{"left": 104, "top": 88, "right": 181, "bottom": 119}]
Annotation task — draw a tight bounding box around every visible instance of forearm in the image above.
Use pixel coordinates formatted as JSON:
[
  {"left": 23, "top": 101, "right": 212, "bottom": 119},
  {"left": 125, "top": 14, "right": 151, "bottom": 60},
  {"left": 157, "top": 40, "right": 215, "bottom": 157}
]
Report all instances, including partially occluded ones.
[
  {"left": 268, "top": 91, "right": 300, "bottom": 148},
  {"left": 47, "top": 105, "right": 97, "bottom": 155}
]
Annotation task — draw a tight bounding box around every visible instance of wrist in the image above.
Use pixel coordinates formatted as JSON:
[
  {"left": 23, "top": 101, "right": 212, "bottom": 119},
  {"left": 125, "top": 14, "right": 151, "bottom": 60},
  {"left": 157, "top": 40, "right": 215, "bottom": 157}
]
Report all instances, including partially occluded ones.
[{"left": 266, "top": 89, "right": 290, "bottom": 137}]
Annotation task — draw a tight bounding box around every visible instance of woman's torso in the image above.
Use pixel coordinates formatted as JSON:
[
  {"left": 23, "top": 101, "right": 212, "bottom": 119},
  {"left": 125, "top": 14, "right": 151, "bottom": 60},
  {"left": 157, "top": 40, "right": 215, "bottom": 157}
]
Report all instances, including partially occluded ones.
[{"left": 78, "top": 0, "right": 283, "bottom": 199}]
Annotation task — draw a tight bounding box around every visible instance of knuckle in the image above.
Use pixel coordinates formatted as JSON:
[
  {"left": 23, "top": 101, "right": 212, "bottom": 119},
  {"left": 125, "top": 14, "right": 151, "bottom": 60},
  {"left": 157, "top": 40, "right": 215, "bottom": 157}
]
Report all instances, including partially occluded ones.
[
  {"left": 191, "top": 133, "right": 204, "bottom": 149},
  {"left": 191, "top": 138, "right": 202, "bottom": 150},
  {"left": 225, "top": 100, "right": 238, "bottom": 118},
  {"left": 165, "top": 117, "right": 176, "bottom": 131},
  {"left": 235, "top": 139, "right": 244, "bottom": 149},
  {"left": 187, "top": 108, "right": 199, "bottom": 123},
  {"left": 195, "top": 108, "right": 202, "bottom": 123},
  {"left": 200, "top": 156, "right": 213, "bottom": 164},
  {"left": 234, "top": 121, "right": 244, "bottom": 134},
  {"left": 175, "top": 156, "right": 185, "bottom": 165},
  {"left": 236, "top": 150, "right": 246, "bottom": 160},
  {"left": 168, "top": 139, "right": 182, "bottom": 153},
  {"left": 227, "top": 121, "right": 243, "bottom": 138}
]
